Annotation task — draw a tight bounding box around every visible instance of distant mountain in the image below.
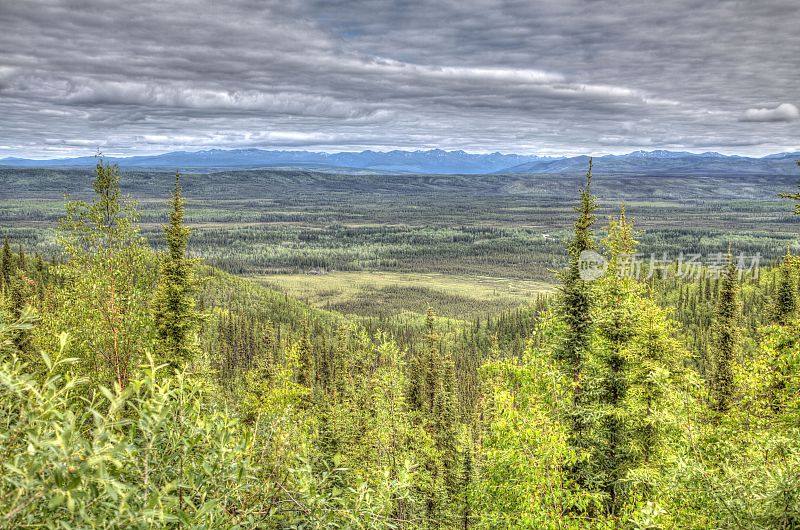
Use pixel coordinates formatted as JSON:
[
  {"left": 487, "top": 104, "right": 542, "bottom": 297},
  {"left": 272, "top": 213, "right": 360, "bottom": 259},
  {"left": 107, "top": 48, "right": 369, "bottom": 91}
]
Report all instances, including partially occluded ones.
[
  {"left": 501, "top": 150, "right": 800, "bottom": 175},
  {"left": 0, "top": 149, "right": 549, "bottom": 174},
  {"left": 1, "top": 148, "right": 798, "bottom": 175}
]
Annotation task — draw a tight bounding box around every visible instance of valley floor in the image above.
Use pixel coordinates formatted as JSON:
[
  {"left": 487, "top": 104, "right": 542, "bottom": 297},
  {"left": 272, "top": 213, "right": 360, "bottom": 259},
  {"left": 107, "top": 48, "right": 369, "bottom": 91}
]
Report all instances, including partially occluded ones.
[{"left": 256, "top": 270, "right": 554, "bottom": 319}]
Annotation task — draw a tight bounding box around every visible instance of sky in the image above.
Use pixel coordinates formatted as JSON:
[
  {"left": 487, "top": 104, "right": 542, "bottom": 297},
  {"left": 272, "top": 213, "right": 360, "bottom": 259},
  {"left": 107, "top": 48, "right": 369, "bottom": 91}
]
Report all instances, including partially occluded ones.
[{"left": 0, "top": 0, "right": 798, "bottom": 159}]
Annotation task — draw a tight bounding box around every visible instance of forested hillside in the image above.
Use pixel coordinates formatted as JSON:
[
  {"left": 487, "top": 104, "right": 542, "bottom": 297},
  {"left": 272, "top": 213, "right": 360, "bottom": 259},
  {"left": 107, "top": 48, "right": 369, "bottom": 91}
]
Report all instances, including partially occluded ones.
[
  {"left": 2, "top": 160, "right": 799, "bottom": 528},
  {"left": 3, "top": 167, "right": 798, "bottom": 283}
]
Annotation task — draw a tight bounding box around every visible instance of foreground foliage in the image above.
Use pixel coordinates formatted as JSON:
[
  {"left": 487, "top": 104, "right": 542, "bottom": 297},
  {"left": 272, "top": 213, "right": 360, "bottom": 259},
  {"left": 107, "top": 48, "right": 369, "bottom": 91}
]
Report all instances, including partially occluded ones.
[{"left": 2, "top": 159, "right": 800, "bottom": 528}]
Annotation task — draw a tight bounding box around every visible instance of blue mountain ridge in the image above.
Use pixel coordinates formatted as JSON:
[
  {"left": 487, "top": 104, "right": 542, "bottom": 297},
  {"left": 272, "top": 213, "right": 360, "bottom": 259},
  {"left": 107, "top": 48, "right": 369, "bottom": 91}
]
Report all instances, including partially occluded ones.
[{"left": 1, "top": 148, "right": 798, "bottom": 175}]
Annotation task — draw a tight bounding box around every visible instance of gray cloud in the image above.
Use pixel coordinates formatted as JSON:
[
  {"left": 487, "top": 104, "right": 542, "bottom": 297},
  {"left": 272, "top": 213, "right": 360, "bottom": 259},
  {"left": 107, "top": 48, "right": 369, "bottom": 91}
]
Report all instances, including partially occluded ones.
[
  {"left": 741, "top": 103, "right": 799, "bottom": 123},
  {"left": 0, "top": 0, "right": 798, "bottom": 158}
]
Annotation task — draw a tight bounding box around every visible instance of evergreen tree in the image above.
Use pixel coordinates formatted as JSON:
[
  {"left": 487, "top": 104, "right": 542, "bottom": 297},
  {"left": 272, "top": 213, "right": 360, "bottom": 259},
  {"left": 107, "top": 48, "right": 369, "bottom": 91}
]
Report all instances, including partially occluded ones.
[
  {"left": 153, "top": 172, "right": 200, "bottom": 370},
  {"left": 460, "top": 434, "right": 474, "bottom": 530},
  {"left": 623, "top": 299, "right": 691, "bottom": 502},
  {"left": 555, "top": 158, "right": 597, "bottom": 483},
  {"left": 261, "top": 319, "right": 278, "bottom": 371},
  {"left": 297, "top": 318, "right": 314, "bottom": 387},
  {"left": 593, "top": 205, "right": 639, "bottom": 513},
  {"left": 772, "top": 247, "right": 796, "bottom": 325},
  {"left": 369, "top": 338, "right": 415, "bottom": 521},
  {"left": 710, "top": 250, "right": 740, "bottom": 414},
  {"left": 1, "top": 237, "right": 12, "bottom": 291},
  {"left": 424, "top": 307, "right": 441, "bottom": 414},
  {"left": 17, "top": 245, "right": 26, "bottom": 271},
  {"left": 408, "top": 308, "right": 440, "bottom": 413},
  {"left": 331, "top": 323, "right": 351, "bottom": 398},
  {"left": 432, "top": 346, "right": 459, "bottom": 495},
  {"left": 411, "top": 308, "right": 462, "bottom": 528},
  {"left": 8, "top": 271, "right": 27, "bottom": 320}
]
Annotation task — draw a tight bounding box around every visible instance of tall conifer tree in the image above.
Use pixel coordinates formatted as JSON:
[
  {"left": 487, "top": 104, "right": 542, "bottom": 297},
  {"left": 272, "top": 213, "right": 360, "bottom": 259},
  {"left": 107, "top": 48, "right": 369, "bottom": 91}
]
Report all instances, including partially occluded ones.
[
  {"left": 413, "top": 307, "right": 461, "bottom": 527},
  {"left": 153, "top": 172, "right": 199, "bottom": 370},
  {"left": 17, "top": 245, "right": 26, "bottom": 271},
  {"left": 772, "top": 247, "right": 796, "bottom": 325},
  {"left": 710, "top": 250, "right": 740, "bottom": 413},
  {"left": 555, "top": 159, "right": 597, "bottom": 480}
]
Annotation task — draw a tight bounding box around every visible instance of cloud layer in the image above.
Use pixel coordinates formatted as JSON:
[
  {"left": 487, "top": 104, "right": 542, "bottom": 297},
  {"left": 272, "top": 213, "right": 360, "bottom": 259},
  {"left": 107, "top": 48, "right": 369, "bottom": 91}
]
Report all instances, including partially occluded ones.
[
  {"left": 741, "top": 103, "right": 799, "bottom": 123},
  {"left": 0, "top": 0, "right": 798, "bottom": 157}
]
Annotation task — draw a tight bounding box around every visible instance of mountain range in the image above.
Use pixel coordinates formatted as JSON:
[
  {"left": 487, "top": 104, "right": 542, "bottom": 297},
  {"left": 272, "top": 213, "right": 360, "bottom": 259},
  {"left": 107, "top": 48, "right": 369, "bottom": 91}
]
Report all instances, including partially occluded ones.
[{"left": 1, "top": 148, "right": 798, "bottom": 175}]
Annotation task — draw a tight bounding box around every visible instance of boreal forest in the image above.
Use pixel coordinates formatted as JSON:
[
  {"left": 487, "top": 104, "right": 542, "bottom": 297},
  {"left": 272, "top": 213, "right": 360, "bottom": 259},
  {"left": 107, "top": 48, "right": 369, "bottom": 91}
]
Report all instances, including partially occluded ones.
[{"left": 0, "top": 158, "right": 799, "bottom": 529}]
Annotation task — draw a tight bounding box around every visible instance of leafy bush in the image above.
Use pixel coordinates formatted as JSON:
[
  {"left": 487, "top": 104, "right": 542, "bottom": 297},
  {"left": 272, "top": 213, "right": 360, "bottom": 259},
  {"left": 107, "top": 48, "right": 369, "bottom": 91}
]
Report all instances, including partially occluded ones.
[
  {"left": 0, "top": 333, "right": 252, "bottom": 528},
  {"left": 0, "top": 325, "right": 402, "bottom": 529}
]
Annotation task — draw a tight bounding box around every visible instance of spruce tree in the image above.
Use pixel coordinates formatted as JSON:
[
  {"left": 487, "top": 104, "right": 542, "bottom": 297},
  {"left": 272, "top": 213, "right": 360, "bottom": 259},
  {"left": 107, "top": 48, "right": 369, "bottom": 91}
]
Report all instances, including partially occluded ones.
[
  {"left": 261, "top": 319, "right": 278, "bottom": 371},
  {"left": 8, "top": 272, "right": 26, "bottom": 320},
  {"left": 331, "top": 323, "right": 351, "bottom": 398},
  {"left": 433, "top": 347, "right": 459, "bottom": 495},
  {"left": 555, "top": 159, "right": 597, "bottom": 480},
  {"left": 710, "top": 250, "right": 740, "bottom": 414},
  {"left": 594, "top": 205, "right": 638, "bottom": 513},
  {"left": 408, "top": 308, "right": 440, "bottom": 413},
  {"left": 413, "top": 307, "right": 461, "bottom": 527},
  {"left": 1, "top": 237, "right": 12, "bottom": 291},
  {"left": 297, "top": 318, "right": 314, "bottom": 387},
  {"left": 624, "top": 300, "right": 689, "bottom": 488},
  {"left": 17, "top": 245, "right": 26, "bottom": 271},
  {"left": 460, "top": 435, "right": 474, "bottom": 530},
  {"left": 33, "top": 254, "right": 46, "bottom": 298},
  {"left": 153, "top": 172, "right": 199, "bottom": 370},
  {"left": 772, "top": 247, "right": 796, "bottom": 325},
  {"left": 424, "top": 307, "right": 441, "bottom": 414}
]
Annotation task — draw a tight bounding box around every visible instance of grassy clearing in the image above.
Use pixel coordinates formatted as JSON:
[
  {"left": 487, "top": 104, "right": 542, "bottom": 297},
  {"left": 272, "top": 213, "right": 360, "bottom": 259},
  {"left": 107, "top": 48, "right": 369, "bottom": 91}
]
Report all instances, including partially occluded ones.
[{"left": 255, "top": 271, "right": 554, "bottom": 319}]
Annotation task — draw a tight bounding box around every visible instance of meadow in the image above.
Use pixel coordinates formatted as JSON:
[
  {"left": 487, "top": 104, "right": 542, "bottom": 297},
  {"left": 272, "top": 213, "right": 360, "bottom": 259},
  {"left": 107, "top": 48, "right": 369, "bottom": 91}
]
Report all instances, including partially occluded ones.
[{"left": 258, "top": 271, "right": 554, "bottom": 319}]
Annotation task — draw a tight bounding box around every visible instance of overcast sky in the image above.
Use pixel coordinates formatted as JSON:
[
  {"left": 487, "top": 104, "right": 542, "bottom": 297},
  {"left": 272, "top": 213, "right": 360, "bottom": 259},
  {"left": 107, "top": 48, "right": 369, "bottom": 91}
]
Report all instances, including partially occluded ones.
[{"left": 1, "top": 0, "right": 798, "bottom": 158}]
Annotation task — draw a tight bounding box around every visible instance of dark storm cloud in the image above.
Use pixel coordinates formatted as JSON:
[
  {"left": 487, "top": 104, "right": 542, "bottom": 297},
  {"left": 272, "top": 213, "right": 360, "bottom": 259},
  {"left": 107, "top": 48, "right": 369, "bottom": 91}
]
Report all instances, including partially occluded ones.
[{"left": 0, "top": 0, "right": 798, "bottom": 157}]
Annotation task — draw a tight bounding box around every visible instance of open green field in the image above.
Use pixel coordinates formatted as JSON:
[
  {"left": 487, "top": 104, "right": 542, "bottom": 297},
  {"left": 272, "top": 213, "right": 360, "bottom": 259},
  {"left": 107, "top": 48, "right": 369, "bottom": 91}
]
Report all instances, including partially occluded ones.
[{"left": 256, "top": 271, "right": 554, "bottom": 319}]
